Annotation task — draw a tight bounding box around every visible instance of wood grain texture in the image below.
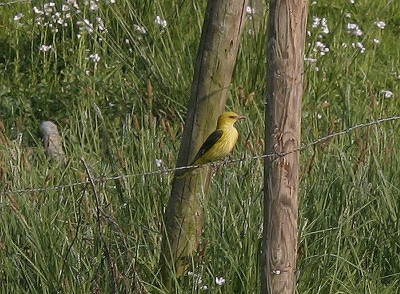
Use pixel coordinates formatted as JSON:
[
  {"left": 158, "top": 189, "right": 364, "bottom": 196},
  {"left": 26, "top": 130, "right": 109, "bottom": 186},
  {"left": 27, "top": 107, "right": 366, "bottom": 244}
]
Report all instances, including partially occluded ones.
[{"left": 262, "top": 0, "right": 309, "bottom": 293}]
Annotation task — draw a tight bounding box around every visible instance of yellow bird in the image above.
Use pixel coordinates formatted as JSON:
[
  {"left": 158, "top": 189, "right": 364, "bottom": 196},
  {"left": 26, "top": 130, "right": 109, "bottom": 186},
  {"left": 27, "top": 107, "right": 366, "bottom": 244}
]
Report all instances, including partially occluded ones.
[{"left": 177, "top": 111, "right": 246, "bottom": 178}]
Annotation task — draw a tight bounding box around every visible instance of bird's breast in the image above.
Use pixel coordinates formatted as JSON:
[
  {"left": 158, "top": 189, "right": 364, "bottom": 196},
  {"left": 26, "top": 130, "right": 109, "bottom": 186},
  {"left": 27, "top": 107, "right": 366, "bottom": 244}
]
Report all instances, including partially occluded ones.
[
  {"left": 206, "top": 127, "right": 238, "bottom": 161},
  {"left": 221, "top": 127, "right": 239, "bottom": 151}
]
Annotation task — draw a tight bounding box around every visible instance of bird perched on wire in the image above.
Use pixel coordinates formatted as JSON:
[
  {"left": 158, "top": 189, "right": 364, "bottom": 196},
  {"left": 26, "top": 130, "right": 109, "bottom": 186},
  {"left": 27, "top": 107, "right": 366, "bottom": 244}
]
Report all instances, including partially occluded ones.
[{"left": 177, "top": 111, "right": 246, "bottom": 178}]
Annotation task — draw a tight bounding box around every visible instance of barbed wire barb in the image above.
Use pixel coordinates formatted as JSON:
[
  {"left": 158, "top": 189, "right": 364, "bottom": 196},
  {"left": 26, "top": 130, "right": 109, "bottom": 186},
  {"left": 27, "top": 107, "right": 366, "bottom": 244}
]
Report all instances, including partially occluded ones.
[{"left": 3, "top": 115, "right": 400, "bottom": 195}]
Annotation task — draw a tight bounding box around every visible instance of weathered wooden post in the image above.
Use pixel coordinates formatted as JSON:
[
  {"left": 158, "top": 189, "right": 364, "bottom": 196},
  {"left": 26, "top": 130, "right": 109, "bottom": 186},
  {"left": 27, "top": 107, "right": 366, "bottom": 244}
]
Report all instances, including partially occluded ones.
[
  {"left": 262, "top": 0, "right": 309, "bottom": 293},
  {"left": 159, "top": 0, "right": 248, "bottom": 289}
]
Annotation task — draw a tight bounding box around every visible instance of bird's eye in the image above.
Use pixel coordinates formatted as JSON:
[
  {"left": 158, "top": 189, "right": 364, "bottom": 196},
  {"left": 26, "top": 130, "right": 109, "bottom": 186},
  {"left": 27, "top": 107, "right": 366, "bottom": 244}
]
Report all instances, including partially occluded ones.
[{"left": 229, "top": 115, "right": 236, "bottom": 119}]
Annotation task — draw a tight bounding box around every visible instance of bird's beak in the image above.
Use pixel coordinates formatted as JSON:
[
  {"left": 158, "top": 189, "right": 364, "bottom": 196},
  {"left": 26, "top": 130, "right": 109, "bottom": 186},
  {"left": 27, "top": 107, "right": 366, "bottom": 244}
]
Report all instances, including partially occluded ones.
[{"left": 236, "top": 115, "right": 246, "bottom": 120}]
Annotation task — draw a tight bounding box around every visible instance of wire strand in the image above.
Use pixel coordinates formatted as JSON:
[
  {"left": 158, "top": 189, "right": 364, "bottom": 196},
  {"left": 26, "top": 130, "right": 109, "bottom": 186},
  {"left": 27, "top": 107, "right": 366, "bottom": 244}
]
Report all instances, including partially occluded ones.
[{"left": 3, "top": 116, "right": 400, "bottom": 195}]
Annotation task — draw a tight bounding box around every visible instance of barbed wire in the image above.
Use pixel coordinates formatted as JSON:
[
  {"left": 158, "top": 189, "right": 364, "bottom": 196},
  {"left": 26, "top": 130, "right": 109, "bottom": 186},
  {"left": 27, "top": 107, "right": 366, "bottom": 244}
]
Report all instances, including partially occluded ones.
[
  {"left": 0, "top": 0, "right": 31, "bottom": 6},
  {"left": 3, "top": 115, "right": 400, "bottom": 195}
]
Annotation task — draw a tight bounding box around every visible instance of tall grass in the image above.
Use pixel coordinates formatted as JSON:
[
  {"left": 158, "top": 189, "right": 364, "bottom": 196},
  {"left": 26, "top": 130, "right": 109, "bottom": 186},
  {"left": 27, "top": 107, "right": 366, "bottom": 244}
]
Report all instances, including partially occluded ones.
[{"left": 0, "top": 0, "right": 399, "bottom": 292}]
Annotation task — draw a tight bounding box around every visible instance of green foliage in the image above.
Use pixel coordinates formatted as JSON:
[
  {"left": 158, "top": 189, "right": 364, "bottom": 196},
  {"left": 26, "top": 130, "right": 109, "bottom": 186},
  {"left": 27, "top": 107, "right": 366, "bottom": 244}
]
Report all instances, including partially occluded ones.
[{"left": 0, "top": 0, "right": 399, "bottom": 293}]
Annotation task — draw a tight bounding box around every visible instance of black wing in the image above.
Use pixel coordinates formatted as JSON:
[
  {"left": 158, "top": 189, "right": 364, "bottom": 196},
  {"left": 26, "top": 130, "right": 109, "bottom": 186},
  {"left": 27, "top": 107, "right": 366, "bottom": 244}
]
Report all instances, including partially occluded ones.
[{"left": 190, "top": 129, "right": 223, "bottom": 164}]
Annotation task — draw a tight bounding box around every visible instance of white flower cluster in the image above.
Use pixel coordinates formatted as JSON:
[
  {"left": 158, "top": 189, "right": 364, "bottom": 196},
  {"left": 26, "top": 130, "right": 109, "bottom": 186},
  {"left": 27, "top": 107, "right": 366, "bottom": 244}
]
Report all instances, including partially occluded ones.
[
  {"left": 186, "top": 271, "right": 226, "bottom": 291},
  {"left": 155, "top": 15, "right": 167, "bottom": 28},
  {"left": 346, "top": 23, "right": 363, "bottom": 36},
  {"left": 32, "top": 0, "right": 112, "bottom": 36},
  {"left": 312, "top": 16, "right": 329, "bottom": 35},
  {"left": 305, "top": 16, "right": 331, "bottom": 71},
  {"left": 33, "top": 2, "right": 72, "bottom": 32},
  {"left": 342, "top": 17, "right": 386, "bottom": 54}
]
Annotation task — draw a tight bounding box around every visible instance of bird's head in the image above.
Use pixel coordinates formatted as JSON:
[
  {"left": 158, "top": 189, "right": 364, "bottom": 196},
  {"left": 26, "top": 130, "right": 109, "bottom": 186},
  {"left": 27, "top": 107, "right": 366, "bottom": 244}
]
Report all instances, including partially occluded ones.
[{"left": 217, "top": 112, "right": 246, "bottom": 128}]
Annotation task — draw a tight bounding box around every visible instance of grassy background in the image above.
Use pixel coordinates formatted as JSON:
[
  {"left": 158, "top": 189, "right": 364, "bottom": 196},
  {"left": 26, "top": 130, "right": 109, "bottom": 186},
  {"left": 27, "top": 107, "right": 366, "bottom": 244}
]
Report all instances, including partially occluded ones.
[{"left": 1, "top": 0, "right": 400, "bottom": 293}]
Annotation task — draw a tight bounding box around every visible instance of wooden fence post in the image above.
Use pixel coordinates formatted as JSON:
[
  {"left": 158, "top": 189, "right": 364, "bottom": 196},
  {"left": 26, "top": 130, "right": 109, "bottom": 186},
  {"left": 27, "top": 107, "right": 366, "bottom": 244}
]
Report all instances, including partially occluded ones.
[
  {"left": 159, "top": 0, "right": 248, "bottom": 290},
  {"left": 262, "top": 0, "right": 309, "bottom": 293}
]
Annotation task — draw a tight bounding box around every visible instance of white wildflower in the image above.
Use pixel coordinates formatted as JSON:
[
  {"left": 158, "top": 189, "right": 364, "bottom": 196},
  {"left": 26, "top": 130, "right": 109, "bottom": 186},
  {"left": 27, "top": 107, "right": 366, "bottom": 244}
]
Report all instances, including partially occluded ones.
[
  {"left": 13, "top": 13, "right": 24, "bottom": 21},
  {"left": 67, "top": 0, "right": 79, "bottom": 9},
  {"left": 374, "top": 20, "right": 386, "bottom": 29},
  {"left": 133, "top": 24, "right": 147, "bottom": 34},
  {"left": 39, "top": 44, "right": 52, "bottom": 52},
  {"left": 312, "top": 16, "right": 320, "bottom": 28},
  {"left": 33, "top": 6, "right": 44, "bottom": 14},
  {"left": 346, "top": 23, "right": 363, "bottom": 36},
  {"left": 96, "top": 17, "right": 107, "bottom": 31},
  {"left": 88, "top": 53, "right": 100, "bottom": 63},
  {"left": 77, "top": 19, "right": 94, "bottom": 33},
  {"left": 304, "top": 57, "right": 317, "bottom": 63},
  {"left": 246, "top": 6, "right": 255, "bottom": 15},
  {"left": 351, "top": 42, "right": 365, "bottom": 53},
  {"left": 90, "top": 0, "right": 99, "bottom": 11},
  {"left": 312, "top": 16, "right": 329, "bottom": 35},
  {"left": 380, "top": 90, "right": 393, "bottom": 98},
  {"left": 215, "top": 277, "right": 226, "bottom": 285},
  {"left": 155, "top": 15, "right": 167, "bottom": 28},
  {"left": 43, "top": 3, "right": 55, "bottom": 15},
  {"left": 155, "top": 159, "right": 163, "bottom": 168}
]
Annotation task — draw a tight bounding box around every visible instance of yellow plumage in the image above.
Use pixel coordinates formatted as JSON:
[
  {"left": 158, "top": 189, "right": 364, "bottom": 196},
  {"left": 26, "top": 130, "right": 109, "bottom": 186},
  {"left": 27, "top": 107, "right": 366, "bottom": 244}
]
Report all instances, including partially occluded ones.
[{"left": 177, "top": 112, "right": 246, "bottom": 178}]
